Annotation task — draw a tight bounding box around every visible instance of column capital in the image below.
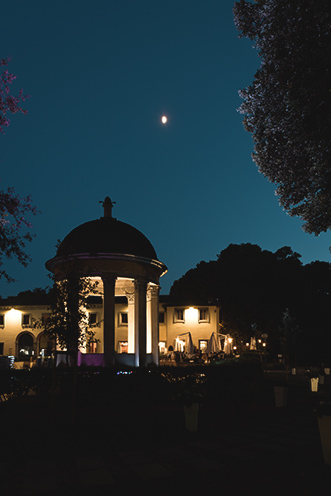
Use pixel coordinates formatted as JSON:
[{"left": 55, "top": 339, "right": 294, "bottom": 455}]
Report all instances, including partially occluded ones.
[
  {"left": 125, "top": 291, "right": 135, "bottom": 304},
  {"left": 102, "top": 275, "right": 117, "bottom": 288},
  {"left": 148, "top": 284, "right": 160, "bottom": 298}
]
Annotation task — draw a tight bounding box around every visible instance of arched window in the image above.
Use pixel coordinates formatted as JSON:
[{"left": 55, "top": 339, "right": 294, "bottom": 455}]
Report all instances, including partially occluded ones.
[
  {"left": 37, "top": 332, "right": 54, "bottom": 357},
  {"left": 17, "top": 333, "right": 34, "bottom": 359}
]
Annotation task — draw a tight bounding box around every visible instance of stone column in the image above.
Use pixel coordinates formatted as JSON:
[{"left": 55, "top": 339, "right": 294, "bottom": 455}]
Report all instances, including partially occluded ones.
[
  {"left": 126, "top": 292, "right": 135, "bottom": 354},
  {"left": 102, "top": 275, "right": 116, "bottom": 366},
  {"left": 146, "top": 290, "right": 152, "bottom": 355},
  {"left": 149, "top": 285, "right": 160, "bottom": 366},
  {"left": 134, "top": 279, "right": 147, "bottom": 367}
]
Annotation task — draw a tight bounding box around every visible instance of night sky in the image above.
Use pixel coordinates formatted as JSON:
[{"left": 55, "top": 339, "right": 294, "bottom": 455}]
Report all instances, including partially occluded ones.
[{"left": 1, "top": 0, "right": 331, "bottom": 298}]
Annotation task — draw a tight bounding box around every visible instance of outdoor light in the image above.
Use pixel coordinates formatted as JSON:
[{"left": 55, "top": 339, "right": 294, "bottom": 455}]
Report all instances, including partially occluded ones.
[
  {"left": 7, "top": 308, "right": 21, "bottom": 324},
  {"left": 185, "top": 307, "right": 198, "bottom": 319},
  {"left": 258, "top": 339, "right": 262, "bottom": 343},
  {"left": 228, "top": 338, "right": 233, "bottom": 343},
  {"left": 246, "top": 343, "right": 249, "bottom": 347},
  {"left": 262, "top": 342, "right": 266, "bottom": 347}
]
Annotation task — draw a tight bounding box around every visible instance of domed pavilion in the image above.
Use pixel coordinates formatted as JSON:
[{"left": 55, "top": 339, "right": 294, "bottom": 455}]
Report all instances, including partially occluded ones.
[{"left": 45, "top": 197, "right": 167, "bottom": 367}]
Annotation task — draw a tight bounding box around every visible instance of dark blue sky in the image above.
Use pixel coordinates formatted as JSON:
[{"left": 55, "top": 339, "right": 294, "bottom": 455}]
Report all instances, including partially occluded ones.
[{"left": 1, "top": 0, "right": 331, "bottom": 297}]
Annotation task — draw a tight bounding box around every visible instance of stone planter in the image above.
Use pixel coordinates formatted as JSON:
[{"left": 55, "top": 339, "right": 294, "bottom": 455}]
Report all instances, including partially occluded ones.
[
  {"left": 274, "top": 386, "right": 288, "bottom": 408},
  {"left": 311, "top": 377, "right": 319, "bottom": 392},
  {"left": 318, "top": 416, "right": 331, "bottom": 465},
  {"left": 183, "top": 403, "right": 199, "bottom": 432}
]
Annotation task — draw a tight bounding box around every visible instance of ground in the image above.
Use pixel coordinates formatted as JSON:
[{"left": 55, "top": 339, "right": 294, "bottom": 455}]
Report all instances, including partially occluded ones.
[{"left": 1, "top": 368, "right": 331, "bottom": 495}]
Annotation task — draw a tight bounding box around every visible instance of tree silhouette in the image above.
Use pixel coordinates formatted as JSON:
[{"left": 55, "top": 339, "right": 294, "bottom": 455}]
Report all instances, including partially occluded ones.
[
  {"left": 170, "top": 243, "right": 331, "bottom": 362},
  {"left": 234, "top": 0, "right": 331, "bottom": 234},
  {"left": 0, "top": 57, "right": 37, "bottom": 282}
]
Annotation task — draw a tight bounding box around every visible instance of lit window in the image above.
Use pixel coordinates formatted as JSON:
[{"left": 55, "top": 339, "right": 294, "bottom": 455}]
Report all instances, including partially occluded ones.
[
  {"left": 22, "top": 314, "right": 30, "bottom": 327},
  {"left": 199, "top": 308, "right": 210, "bottom": 323},
  {"left": 174, "top": 309, "right": 184, "bottom": 323},
  {"left": 89, "top": 341, "right": 98, "bottom": 353},
  {"left": 119, "top": 312, "right": 128, "bottom": 325},
  {"left": 118, "top": 341, "right": 128, "bottom": 353},
  {"left": 89, "top": 313, "right": 97, "bottom": 326},
  {"left": 199, "top": 340, "right": 208, "bottom": 352},
  {"left": 159, "top": 312, "right": 165, "bottom": 324},
  {"left": 159, "top": 341, "right": 166, "bottom": 354},
  {"left": 0, "top": 315, "right": 4, "bottom": 328}
]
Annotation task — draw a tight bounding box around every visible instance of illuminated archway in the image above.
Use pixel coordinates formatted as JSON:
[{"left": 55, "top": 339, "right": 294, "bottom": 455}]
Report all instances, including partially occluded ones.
[
  {"left": 16, "top": 331, "right": 36, "bottom": 360},
  {"left": 37, "top": 331, "right": 54, "bottom": 357}
]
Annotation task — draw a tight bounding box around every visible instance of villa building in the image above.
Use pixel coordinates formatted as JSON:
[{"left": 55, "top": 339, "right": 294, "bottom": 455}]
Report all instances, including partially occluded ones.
[
  {"left": 0, "top": 295, "right": 219, "bottom": 365},
  {"left": 0, "top": 198, "right": 220, "bottom": 366}
]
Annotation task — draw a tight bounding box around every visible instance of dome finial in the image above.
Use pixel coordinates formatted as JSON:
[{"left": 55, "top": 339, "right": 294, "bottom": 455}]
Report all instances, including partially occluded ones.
[{"left": 100, "top": 196, "right": 116, "bottom": 218}]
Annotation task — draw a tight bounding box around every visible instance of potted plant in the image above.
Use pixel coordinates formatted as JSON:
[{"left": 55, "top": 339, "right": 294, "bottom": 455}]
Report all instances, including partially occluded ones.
[
  {"left": 319, "top": 368, "right": 326, "bottom": 385},
  {"left": 315, "top": 401, "right": 331, "bottom": 465},
  {"left": 306, "top": 368, "right": 319, "bottom": 392},
  {"left": 178, "top": 375, "right": 203, "bottom": 432},
  {"left": 274, "top": 382, "right": 288, "bottom": 408}
]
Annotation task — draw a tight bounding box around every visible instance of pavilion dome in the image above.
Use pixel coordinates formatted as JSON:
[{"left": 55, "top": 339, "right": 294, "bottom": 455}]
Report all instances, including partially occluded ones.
[{"left": 56, "top": 216, "right": 158, "bottom": 260}]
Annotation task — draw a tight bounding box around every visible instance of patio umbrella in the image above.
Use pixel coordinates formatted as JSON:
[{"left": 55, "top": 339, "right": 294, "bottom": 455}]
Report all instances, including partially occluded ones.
[
  {"left": 216, "top": 333, "right": 223, "bottom": 352},
  {"left": 178, "top": 332, "right": 194, "bottom": 355},
  {"left": 186, "top": 332, "right": 194, "bottom": 355},
  {"left": 206, "top": 332, "right": 218, "bottom": 354},
  {"left": 223, "top": 335, "right": 231, "bottom": 354}
]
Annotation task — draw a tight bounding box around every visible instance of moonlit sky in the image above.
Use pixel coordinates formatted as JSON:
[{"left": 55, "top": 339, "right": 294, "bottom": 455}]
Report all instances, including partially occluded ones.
[{"left": 1, "top": 0, "right": 331, "bottom": 298}]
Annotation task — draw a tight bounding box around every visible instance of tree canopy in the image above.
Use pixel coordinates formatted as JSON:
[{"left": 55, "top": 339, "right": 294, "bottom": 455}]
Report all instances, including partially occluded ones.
[
  {"left": 34, "top": 271, "right": 100, "bottom": 360},
  {"left": 0, "top": 286, "right": 51, "bottom": 305},
  {"left": 0, "top": 57, "right": 37, "bottom": 282},
  {"left": 233, "top": 0, "right": 331, "bottom": 234},
  {"left": 170, "top": 243, "right": 331, "bottom": 363},
  {"left": 0, "top": 186, "right": 37, "bottom": 282},
  {"left": 0, "top": 57, "right": 28, "bottom": 133}
]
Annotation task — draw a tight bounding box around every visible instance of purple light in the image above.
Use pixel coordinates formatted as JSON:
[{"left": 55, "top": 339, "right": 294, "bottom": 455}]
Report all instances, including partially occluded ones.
[{"left": 77, "top": 352, "right": 105, "bottom": 367}]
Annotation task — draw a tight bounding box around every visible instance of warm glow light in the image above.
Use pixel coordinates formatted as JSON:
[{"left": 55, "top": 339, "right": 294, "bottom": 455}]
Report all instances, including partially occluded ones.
[
  {"left": 7, "top": 308, "right": 21, "bottom": 324},
  {"left": 158, "top": 342, "right": 166, "bottom": 354},
  {"left": 228, "top": 338, "right": 233, "bottom": 343},
  {"left": 262, "top": 342, "right": 266, "bottom": 347},
  {"left": 161, "top": 115, "right": 167, "bottom": 124},
  {"left": 9, "top": 308, "right": 20, "bottom": 315},
  {"left": 175, "top": 338, "right": 185, "bottom": 352},
  {"left": 185, "top": 307, "right": 198, "bottom": 320},
  {"left": 258, "top": 339, "right": 262, "bottom": 343},
  {"left": 246, "top": 343, "right": 250, "bottom": 347}
]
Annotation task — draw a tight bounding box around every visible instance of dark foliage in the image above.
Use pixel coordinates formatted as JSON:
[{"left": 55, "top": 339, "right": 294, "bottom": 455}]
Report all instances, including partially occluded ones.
[
  {"left": 0, "top": 359, "right": 263, "bottom": 410},
  {"left": 34, "top": 271, "right": 99, "bottom": 356},
  {"left": 1, "top": 57, "right": 37, "bottom": 282},
  {"left": 170, "top": 243, "right": 331, "bottom": 363},
  {"left": 234, "top": 0, "right": 331, "bottom": 234},
  {"left": 0, "top": 186, "right": 38, "bottom": 282},
  {"left": 0, "top": 287, "right": 51, "bottom": 305}
]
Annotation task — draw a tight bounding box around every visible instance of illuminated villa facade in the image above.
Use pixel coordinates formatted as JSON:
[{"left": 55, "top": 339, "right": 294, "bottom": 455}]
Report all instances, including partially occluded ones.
[{"left": 0, "top": 198, "right": 220, "bottom": 366}]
